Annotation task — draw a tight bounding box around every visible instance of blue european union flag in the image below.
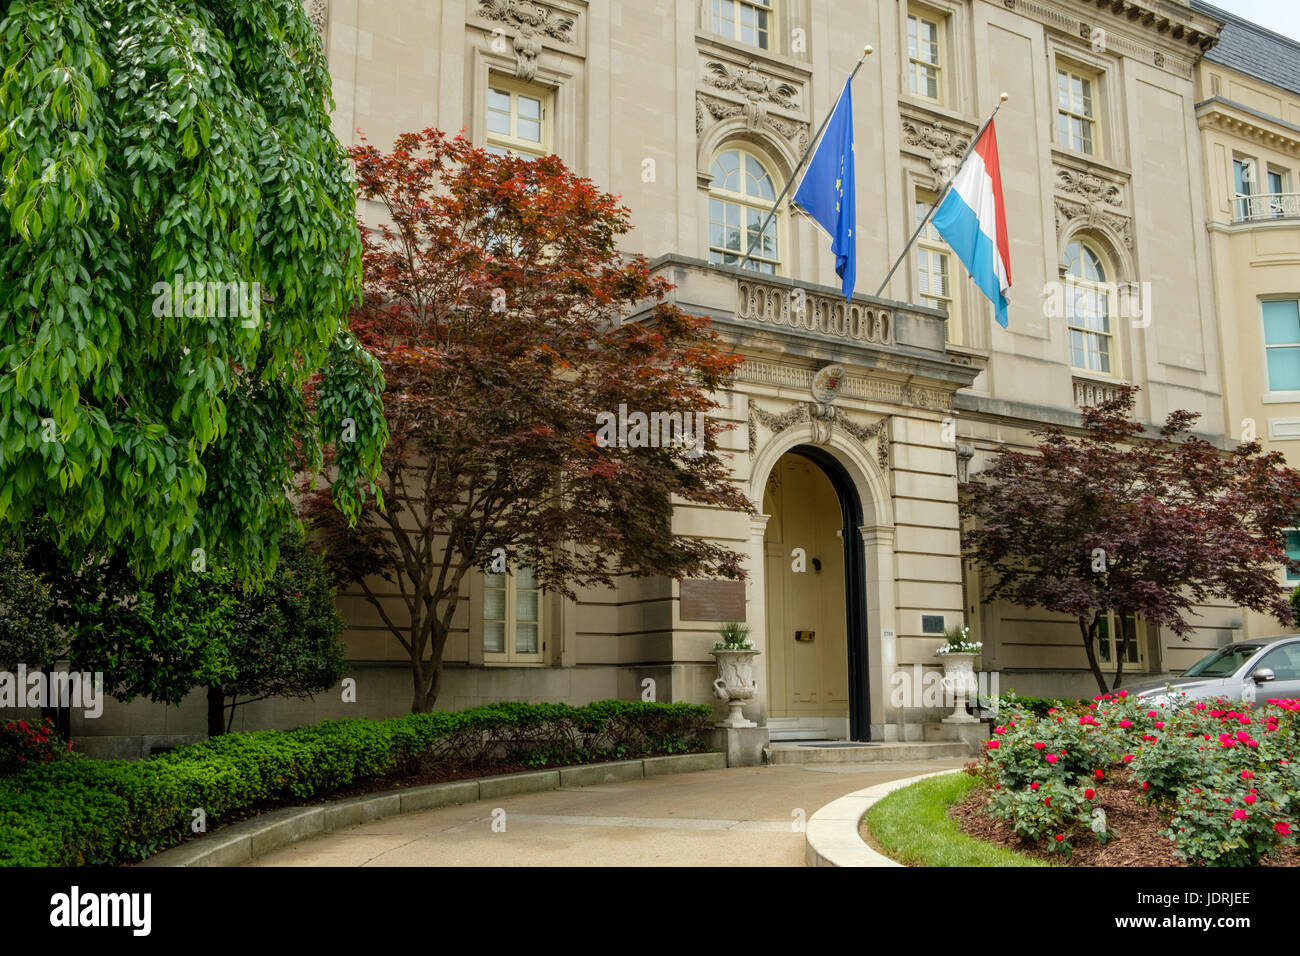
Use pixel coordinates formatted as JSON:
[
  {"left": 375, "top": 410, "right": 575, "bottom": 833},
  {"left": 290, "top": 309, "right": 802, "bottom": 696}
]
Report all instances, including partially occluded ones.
[{"left": 792, "top": 79, "right": 856, "bottom": 300}]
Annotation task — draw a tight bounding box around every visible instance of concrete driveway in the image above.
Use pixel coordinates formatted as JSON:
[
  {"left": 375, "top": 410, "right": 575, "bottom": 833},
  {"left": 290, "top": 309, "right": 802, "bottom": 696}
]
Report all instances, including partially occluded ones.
[{"left": 247, "top": 758, "right": 967, "bottom": 867}]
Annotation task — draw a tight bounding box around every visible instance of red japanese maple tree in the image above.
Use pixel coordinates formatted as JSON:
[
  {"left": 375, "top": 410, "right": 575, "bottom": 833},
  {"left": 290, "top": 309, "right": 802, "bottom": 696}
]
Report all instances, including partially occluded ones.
[
  {"left": 962, "top": 385, "right": 1300, "bottom": 692},
  {"left": 305, "top": 129, "right": 752, "bottom": 712}
]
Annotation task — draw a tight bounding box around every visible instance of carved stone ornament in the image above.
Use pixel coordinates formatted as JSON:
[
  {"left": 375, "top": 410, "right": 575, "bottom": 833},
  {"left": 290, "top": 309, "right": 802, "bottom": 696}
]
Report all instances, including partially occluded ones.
[
  {"left": 1054, "top": 168, "right": 1132, "bottom": 250},
  {"left": 902, "top": 119, "right": 970, "bottom": 184},
  {"left": 1054, "top": 197, "right": 1133, "bottom": 250},
  {"left": 696, "top": 93, "right": 809, "bottom": 155},
  {"left": 1056, "top": 168, "right": 1123, "bottom": 208},
  {"left": 810, "top": 363, "right": 848, "bottom": 404},
  {"left": 478, "top": 0, "right": 575, "bottom": 81},
  {"left": 703, "top": 60, "right": 800, "bottom": 110},
  {"left": 305, "top": 0, "right": 327, "bottom": 36},
  {"left": 749, "top": 401, "right": 890, "bottom": 468}
]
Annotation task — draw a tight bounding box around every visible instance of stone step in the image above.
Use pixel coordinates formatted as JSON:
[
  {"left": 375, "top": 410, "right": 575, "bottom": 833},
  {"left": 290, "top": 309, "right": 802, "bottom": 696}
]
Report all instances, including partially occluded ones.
[{"left": 763, "top": 740, "right": 975, "bottom": 765}]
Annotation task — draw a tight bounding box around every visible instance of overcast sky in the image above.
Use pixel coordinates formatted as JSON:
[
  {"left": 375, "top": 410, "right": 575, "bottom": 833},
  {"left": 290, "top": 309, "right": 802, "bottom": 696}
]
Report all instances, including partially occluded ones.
[{"left": 1205, "top": 0, "right": 1300, "bottom": 42}]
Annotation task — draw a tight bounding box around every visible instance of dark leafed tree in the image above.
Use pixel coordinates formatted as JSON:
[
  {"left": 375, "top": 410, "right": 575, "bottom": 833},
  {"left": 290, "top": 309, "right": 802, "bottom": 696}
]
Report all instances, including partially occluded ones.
[
  {"left": 962, "top": 385, "right": 1300, "bottom": 692},
  {"left": 306, "top": 129, "right": 754, "bottom": 713},
  {"left": 0, "top": 0, "right": 385, "bottom": 578}
]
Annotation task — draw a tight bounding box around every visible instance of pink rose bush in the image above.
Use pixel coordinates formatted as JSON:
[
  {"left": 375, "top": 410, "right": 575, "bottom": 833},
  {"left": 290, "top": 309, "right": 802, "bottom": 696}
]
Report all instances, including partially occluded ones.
[{"left": 972, "top": 692, "right": 1299, "bottom": 865}]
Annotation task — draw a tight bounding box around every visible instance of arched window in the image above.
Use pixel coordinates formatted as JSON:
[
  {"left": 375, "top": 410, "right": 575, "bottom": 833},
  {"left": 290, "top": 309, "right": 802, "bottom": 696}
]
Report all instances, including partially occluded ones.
[
  {"left": 1064, "top": 239, "right": 1115, "bottom": 375},
  {"left": 708, "top": 148, "right": 780, "bottom": 274}
]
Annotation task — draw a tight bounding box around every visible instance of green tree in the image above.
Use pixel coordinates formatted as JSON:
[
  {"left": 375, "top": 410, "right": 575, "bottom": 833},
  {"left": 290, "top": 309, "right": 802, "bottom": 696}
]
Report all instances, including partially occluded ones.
[
  {"left": 0, "top": 544, "right": 62, "bottom": 671},
  {"left": 0, "top": 0, "right": 385, "bottom": 578},
  {"left": 27, "top": 529, "right": 349, "bottom": 736},
  {"left": 308, "top": 131, "right": 753, "bottom": 713}
]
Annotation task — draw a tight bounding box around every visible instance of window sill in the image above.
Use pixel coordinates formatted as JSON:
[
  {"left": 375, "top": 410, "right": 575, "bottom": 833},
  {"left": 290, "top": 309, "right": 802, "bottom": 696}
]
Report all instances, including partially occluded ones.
[
  {"left": 1261, "top": 392, "right": 1300, "bottom": 405},
  {"left": 693, "top": 33, "right": 812, "bottom": 77},
  {"left": 482, "top": 659, "right": 547, "bottom": 668},
  {"left": 1050, "top": 147, "right": 1131, "bottom": 181}
]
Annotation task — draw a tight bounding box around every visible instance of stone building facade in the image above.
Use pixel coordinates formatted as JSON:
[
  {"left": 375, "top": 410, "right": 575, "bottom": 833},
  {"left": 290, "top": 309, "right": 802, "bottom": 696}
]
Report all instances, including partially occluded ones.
[
  {"left": 69, "top": 0, "right": 1300, "bottom": 754},
  {"left": 1190, "top": 1, "right": 1300, "bottom": 640},
  {"left": 307, "top": 0, "right": 1243, "bottom": 742}
]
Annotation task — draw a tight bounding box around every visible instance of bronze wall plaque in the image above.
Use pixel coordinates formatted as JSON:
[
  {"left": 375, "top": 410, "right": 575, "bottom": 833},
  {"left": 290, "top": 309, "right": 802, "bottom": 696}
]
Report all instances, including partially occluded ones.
[{"left": 679, "top": 579, "right": 746, "bottom": 622}]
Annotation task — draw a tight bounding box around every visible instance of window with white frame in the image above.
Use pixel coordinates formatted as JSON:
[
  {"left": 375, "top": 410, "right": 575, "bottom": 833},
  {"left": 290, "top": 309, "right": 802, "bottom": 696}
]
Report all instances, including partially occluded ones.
[
  {"left": 1056, "top": 67, "right": 1098, "bottom": 155},
  {"left": 1284, "top": 529, "right": 1300, "bottom": 583},
  {"left": 1095, "top": 611, "right": 1145, "bottom": 670},
  {"left": 907, "top": 9, "right": 943, "bottom": 103},
  {"left": 1234, "top": 156, "right": 1257, "bottom": 221},
  {"left": 708, "top": 147, "right": 780, "bottom": 274},
  {"left": 712, "top": 0, "right": 772, "bottom": 50},
  {"left": 483, "top": 565, "right": 545, "bottom": 664},
  {"left": 1064, "top": 239, "right": 1115, "bottom": 375},
  {"left": 1263, "top": 299, "right": 1300, "bottom": 393},
  {"left": 486, "top": 77, "right": 550, "bottom": 158},
  {"left": 915, "top": 189, "right": 960, "bottom": 343}
]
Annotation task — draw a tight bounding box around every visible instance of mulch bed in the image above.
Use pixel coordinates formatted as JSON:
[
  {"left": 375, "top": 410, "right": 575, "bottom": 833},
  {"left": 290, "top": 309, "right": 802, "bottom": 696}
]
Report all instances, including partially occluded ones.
[{"left": 949, "top": 768, "right": 1300, "bottom": 866}]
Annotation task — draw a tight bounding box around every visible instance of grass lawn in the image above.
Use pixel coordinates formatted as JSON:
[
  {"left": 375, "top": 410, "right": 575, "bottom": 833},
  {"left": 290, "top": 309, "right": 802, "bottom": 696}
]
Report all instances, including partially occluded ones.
[{"left": 861, "top": 772, "right": 1055, "bottom": 867}]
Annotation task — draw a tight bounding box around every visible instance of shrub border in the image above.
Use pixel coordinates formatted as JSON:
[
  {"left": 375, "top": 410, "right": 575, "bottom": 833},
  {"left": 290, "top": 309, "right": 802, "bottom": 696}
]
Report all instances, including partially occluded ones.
[
  {"left": 805, "top": 769, "right": 959, "bottom": 867},
  {"left": 138, "top": 752, "right": 726, "bottom": 867}
]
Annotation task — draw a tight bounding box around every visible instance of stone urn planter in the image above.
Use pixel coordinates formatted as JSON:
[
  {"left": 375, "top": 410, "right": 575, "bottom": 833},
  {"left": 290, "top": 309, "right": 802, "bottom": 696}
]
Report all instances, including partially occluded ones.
[
  {"left": 936, "top": 652, "right": 980, "bottom": 723},
  {"left": 711, "top": 648, "right": 760, "bottom": 727},
  {"left": 935, "top": 625, "right": 982, "bottom": 724},
  {"left": 712, "top": 622, "right": 759, "bottom": 727}
]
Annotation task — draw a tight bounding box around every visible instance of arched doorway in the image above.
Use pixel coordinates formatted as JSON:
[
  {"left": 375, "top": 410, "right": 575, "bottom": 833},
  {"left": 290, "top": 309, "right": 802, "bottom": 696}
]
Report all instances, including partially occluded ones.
[{"left": 762, "top": 446, "right": 870, "bottom": 740}]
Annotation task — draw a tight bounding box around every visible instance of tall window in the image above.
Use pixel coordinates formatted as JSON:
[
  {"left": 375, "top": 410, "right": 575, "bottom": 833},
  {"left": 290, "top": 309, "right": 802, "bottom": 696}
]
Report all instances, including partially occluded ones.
[
  {"left": 486, "top": 78, "right": 550, "bottom": 158},
  {"left": 915, "top": 190, "right": 959, "bottom": 342},
  {"left": 907, "top": 12, "right": 942, "bottom": 102},
  {"left": 1064, "top": 240, "right": 1114, "bottom": 374},
  {"left": 1234, "top": 157, "right": 1256, "bottom": 221},
  {"left": 1096, "top": 612, "right": 1143, "bottom": 669},
  {"left": 708, "top": 148, "right": 780, "bottom": 274},
  {"left": 1262, "top": 299, "right": 1300, "bottom": 393},
  {"left": 712, "top": 0, "right": 771, "bottom": 49},
  {"left": 1284, "top": 530, "right": 1300, "bottom": 582},
  {"left": 1056, "top": 68, "right": 1096, "bottom": 155},
  {"left": 1267, "top": 168, "right": 1290, "bottom": 219},
  {"left": 483, "top": 566, "right": 544, "bottom": 664}
]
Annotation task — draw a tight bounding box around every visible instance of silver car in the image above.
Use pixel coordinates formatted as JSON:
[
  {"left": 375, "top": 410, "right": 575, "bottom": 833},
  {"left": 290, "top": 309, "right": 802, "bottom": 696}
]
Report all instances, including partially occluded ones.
[{"left": 1126, "top": 635, "right": 1300, "bottom": 707}]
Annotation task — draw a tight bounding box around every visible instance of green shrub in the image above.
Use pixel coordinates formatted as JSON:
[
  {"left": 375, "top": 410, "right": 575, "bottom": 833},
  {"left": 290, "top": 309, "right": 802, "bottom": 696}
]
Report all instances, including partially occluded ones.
[{"left": 0, "top": 700, "right": 711, "bottom": 866}]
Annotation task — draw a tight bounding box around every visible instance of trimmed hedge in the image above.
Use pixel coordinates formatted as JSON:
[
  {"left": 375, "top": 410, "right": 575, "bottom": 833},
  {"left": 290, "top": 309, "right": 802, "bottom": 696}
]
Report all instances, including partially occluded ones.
[{"left": 0, "top": 700, "right": 711, "bottom": 866}]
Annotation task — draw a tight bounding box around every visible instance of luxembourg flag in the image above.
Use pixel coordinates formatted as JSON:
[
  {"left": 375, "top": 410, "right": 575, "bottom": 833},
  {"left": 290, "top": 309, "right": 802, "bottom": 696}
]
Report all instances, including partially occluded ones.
[{"left": 930, "top": 122, "right": 1011, "bottom": 328}]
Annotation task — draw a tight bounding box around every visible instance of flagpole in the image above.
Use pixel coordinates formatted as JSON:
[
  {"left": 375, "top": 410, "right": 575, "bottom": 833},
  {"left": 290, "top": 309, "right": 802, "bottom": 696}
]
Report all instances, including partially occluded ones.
[
  {"left": 734, "top": 44, "right": 873, "bottom": 273},
  {"left": 874, "top": 92, "right": 1009, "bottom": 298}
]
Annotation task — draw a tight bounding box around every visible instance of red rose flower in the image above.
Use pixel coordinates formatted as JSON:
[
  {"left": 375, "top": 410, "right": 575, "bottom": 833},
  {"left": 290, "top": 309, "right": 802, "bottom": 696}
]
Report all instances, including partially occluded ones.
[
  {"left": 1084, "top": 788, "right": 1095, "bottom": 800},
  {"left": 1233, "top": 809, "right": 1248, "bottom": 820},
  {"left": 1276, "top": 822, "right": 1292, "bottom": 836},
  {"left": 1055, "top": 834, "right": 1065, "bottom": 842}
]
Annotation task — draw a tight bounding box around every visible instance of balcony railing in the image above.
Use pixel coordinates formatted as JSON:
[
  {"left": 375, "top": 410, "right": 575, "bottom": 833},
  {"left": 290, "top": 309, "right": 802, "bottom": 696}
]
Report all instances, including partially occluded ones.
[
  {"left": 1233, "top": 192, "right": 1300, "bottom": 223},
  {"left": 736, "top": 278, "right": 894, "bottom": 346},
  {"left": 1073, "top": 375, "right": 1127, "bottom": 409}
]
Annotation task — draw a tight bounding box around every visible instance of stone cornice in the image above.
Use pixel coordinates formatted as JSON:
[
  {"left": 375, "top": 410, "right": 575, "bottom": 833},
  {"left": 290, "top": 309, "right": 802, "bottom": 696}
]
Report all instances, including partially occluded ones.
[
  {"left": 1196, "top": 96, "right": 1300, "bottom": 156},
  {"left": 1001, "top": 0, "right": 1222, "bottom": 79}
]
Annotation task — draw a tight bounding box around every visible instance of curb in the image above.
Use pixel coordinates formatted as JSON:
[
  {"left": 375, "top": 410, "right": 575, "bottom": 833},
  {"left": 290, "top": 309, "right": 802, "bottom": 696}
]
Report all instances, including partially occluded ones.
[
  {"left": 137, "top": 751, "right": 727, "bottom": 867},
  {"left": 805, "top": 769, "right": 962, "bottom": 867}
]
